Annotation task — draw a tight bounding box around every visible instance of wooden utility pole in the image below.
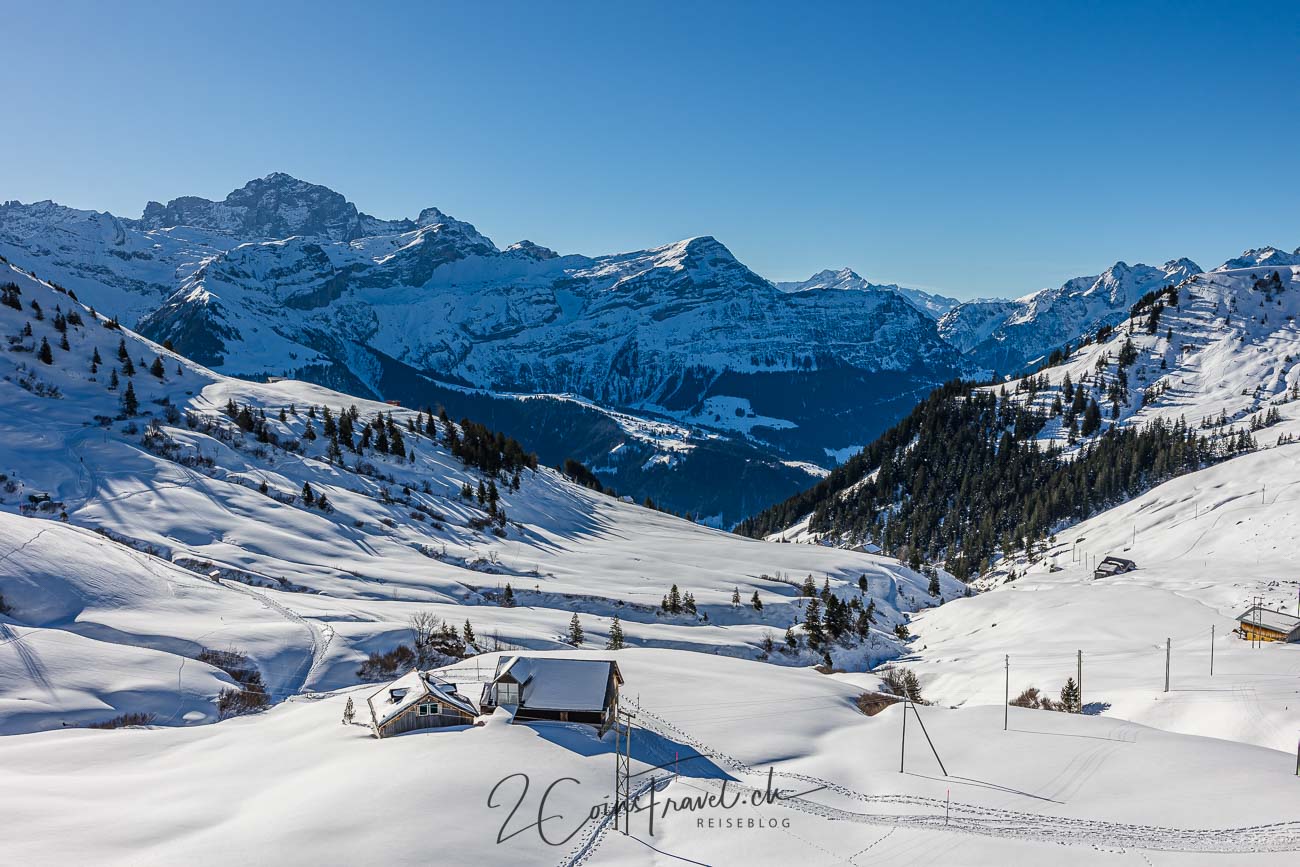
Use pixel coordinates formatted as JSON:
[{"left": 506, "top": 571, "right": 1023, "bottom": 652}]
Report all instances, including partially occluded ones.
[
  {"left": 1164, "top": 637, "right": 1171, "bottom": 692},
  {"left": 900, "top": 698, "right": 909, "bottom": 773},
  {"left": 1077, "top": 649, "right": 1083, "bottom": 713}
]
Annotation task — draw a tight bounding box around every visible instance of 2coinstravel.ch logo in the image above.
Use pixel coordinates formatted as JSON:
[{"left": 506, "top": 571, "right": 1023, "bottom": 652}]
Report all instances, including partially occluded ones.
[{"left": 488, "top": 763, "right": 822, "bottom": 845}]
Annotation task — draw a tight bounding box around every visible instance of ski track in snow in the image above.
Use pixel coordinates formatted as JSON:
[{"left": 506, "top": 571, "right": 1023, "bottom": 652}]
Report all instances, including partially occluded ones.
[{"left": 555, "top": 700, "right": 1300, "bottom": 860}]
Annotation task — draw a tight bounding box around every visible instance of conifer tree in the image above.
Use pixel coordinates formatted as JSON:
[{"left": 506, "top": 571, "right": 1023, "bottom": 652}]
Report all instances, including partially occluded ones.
[
  {"left": 109, "top": 369, "right": 119, "bottom": 390},
  {"left": 784, "top": 626, "right": 798, "bottom": 651},
  {"left": 301, "top": 482, "right": 315, "bottom": 505},
  {"left": 928, "top": 573, "right": 941, "bottom": 597},
  {"left": 501, "top": 583, "right": 516, "bottom": 608},
  {"left": 37, "top": 337, "right": 53, "bottom": 364},
  {"left": 121, "top": 380, "right": 138, "bottom": 415},
  {"left": 567, "top": 612, "right": 584, "bottom": 646},
  {"left": 750, "top": 590, "right": 762, "bottom": 611},
  {"left": 341, "top": 696, "right": 355, "bottom": 725},
  {"left": 731, "top": 587, "right": 741, "bottom": 606},
  {"left": 150, "top": 356, "right": 165, "bottom": 378},
  {"left": 117, "top": 338, "right": 128, "bottom": 362},
  {"left": 605, "top": 616, "right": 624, "bottom": 650},
  {"left": 803, "top": 597, "right": 824, "bottom": 647},
  {"left": 463, "top": 619, "right": 476, "bottom": 649},
  {"left": 1060, "top": 677, "right": 1081, "bottom": 713}
]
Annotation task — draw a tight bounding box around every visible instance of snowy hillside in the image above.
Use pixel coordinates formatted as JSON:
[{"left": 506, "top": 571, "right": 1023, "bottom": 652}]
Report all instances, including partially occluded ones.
[
  {"left": 0, "top": 259, "right": 951, "bottom": 734},
  {"left": 906, "top": 438, "right": 1300, "bottom": 754}
]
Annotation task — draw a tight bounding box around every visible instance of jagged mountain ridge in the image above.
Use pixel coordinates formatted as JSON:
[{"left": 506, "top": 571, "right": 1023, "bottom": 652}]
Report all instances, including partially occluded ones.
[{"left": 940, "top": 258, "right": 1205, "bottom": 374}]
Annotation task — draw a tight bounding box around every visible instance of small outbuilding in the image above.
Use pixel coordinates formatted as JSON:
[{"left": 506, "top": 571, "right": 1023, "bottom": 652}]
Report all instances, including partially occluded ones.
[
  {"left": 367, "top": 670, "right": 480, "bottom": 738},
  {"left": 481, "top": 656, "right": 623, "bottom": 734},
  {"left": 1235, "top": 605, "right": 1300, "bottom": 643},
  {"left": 1093, "top": 556, "right": 1136, "bottom": 580}
]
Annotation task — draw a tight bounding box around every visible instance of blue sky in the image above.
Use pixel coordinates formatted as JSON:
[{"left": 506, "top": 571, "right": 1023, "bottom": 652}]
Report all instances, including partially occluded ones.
[{"left": 4, "top": 1, "right": 1298, "bottom": 297}]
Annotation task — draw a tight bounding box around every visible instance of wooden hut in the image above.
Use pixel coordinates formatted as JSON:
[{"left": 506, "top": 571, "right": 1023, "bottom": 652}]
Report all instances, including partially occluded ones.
[
  {"left": 1093, "top": 556, "right": 1136, "bottom": 580},
  {"left": 1235, "top": 605, "right": 1300, "bottom": 643},
  {"left": 480, "top": 656, "right": 623, "bottom": 734},
  {"left": 367, "top": 670, "right": 479, "bottom": 738}
]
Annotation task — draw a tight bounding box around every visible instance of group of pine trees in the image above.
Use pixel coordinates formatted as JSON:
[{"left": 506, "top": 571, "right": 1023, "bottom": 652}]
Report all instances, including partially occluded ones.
[
  {"left": 741, "top": 376, "right": 1257, "bottom": 581},
  {"left": 660, "top": 583, "right": 699, "bottom": 616},
  {"left": 3, "top": 279, "right": 174, "bottom": 418}
]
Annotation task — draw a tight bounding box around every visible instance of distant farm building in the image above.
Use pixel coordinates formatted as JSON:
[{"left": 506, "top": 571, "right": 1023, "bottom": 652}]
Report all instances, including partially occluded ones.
[
  {"left": 367, "top": 670, "right": 479, "bottom": 738},
  {"left": 481, "top": 656, "right": 623, "bottom": 734},
  {"left": 1093, "top": 556, "right": 1136, "bottom": 580},
  {"left": 1235, "top": 605, "right": 1300, "bottom": 643}
]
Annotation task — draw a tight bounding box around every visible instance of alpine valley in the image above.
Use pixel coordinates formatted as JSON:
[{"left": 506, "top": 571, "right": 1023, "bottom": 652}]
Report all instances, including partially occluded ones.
[{"left": 0, "top": 173, "right": 1240, "bottom": 524}]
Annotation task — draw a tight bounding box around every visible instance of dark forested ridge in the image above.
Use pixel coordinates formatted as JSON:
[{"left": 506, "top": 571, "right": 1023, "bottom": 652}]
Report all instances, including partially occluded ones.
[{"left": 737, "top": 377, "right": 1258, "bottom": 580}]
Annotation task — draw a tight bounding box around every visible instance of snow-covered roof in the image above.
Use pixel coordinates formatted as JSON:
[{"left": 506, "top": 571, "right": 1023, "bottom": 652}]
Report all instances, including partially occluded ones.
[
  {"left": 1235, "top": 606, "right": 1300, "bottom": 637},
  {"left": 492, "top": 656, "right": 621, "bottom": 712},
  {"left": 367, "top": 670, "right": 479, "bottom": 729}
]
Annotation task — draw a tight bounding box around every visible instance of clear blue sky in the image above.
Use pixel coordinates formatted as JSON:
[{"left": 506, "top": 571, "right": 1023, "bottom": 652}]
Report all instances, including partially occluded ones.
[{"left": 4, "top": 1, "right": 1298, "bottom": 297}]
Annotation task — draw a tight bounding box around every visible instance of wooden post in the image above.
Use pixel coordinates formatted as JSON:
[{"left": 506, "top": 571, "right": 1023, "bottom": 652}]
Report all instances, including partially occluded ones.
[{"left": 1210, "top": 625, "right": 1215, "bottom": 676}]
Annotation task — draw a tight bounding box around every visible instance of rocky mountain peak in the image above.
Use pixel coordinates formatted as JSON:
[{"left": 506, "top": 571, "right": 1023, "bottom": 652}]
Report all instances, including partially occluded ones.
[
  {"left": 504, "top": 240, "right": 559, "bottom": 261},
  {"left": 139, "top": 173, "right": 362, "bottom": 241}
]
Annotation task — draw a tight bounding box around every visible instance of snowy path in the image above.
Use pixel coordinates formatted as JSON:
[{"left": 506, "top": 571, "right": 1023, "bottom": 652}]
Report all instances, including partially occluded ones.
[{"left": 214, "top": 578, "right": 328, "bottom": 698}]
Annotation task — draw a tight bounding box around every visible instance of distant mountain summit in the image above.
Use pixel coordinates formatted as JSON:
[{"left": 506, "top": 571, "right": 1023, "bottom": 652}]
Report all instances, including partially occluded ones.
[
  {"left": 776, "top": 268, "right": 961, "bottom": 319},
  {"left": 940, "top": 257, "right": 1203, "bottom": 375}
]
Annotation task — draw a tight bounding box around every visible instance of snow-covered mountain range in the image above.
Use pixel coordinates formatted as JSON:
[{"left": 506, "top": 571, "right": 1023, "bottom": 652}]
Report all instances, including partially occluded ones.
[
  {"left": 4, "top": 173, "right": 1296, "bottom": 524},
  {"left": 0, "top": 175, "right": 967, "bottom": 523}
]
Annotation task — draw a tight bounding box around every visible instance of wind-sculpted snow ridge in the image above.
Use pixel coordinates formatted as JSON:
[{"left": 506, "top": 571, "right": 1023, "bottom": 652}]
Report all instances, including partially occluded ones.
[{"left": 0, "top": 259, "right": 952, "bottom": 733}]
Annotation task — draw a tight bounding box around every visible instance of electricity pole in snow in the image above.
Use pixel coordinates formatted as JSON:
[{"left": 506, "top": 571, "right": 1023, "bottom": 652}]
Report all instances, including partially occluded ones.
[{"left": 1164, "top": 637, "right": 1171, "bottom": 692}]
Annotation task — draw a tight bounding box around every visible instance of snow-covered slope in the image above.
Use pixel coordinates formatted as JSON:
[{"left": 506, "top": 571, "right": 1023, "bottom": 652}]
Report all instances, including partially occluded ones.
[
  {"left": 906, "top": 439, "right": 1300, "bottom": 754},
  {"left": 0, "top": 258, "right": 953, "bottom": 734}
]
